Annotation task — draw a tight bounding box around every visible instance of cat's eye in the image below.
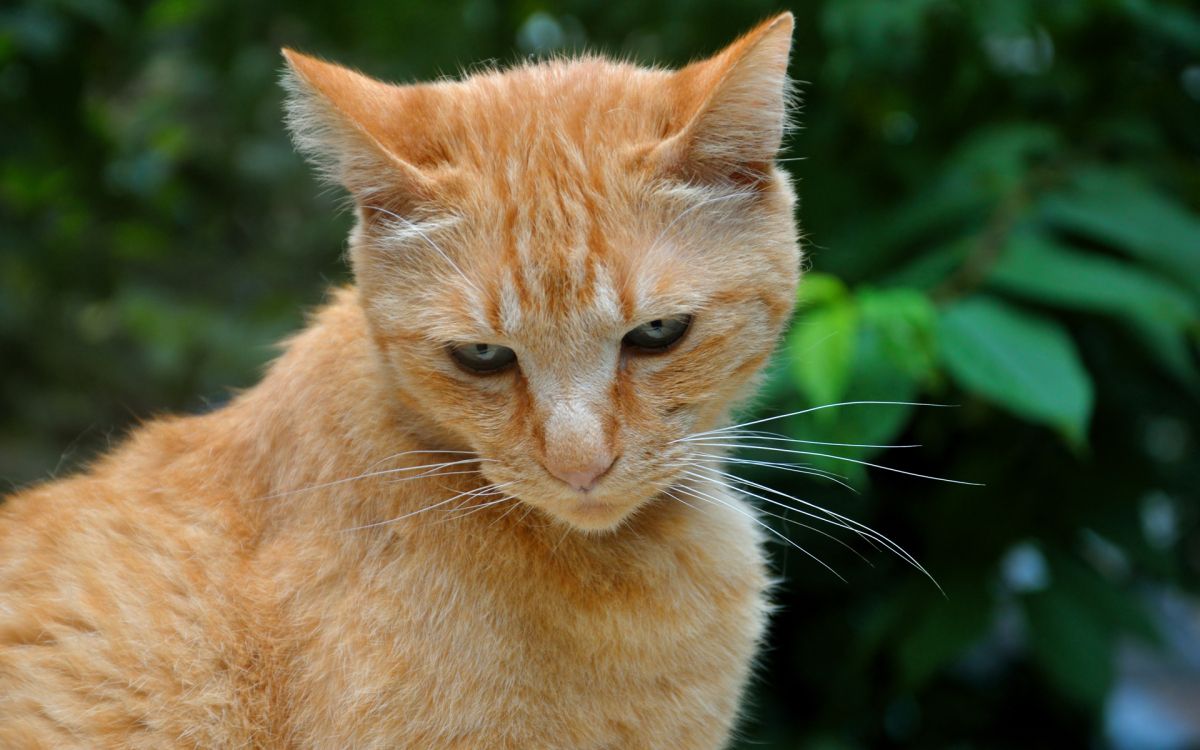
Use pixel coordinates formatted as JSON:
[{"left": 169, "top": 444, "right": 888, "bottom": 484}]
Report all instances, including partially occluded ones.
[
  {"left": 449, "top": 343, "right": 517, "bottom": 373},
  {"left": 622, "top": 314, "right": 692, "bottom": 351}
]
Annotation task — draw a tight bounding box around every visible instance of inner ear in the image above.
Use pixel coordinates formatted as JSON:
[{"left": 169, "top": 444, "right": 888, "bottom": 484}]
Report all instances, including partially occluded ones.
[
  {"left": 281, "top": 49, "right": 449, "bottom": 213},
  {"left": 356, "top": 183, "right": 435, "bottom": 228}
]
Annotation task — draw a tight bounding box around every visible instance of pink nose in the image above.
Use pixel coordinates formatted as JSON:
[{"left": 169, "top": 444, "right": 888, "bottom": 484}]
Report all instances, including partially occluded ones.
[{"left": 546, "top": 454, "right": 616, "bottom": 492}]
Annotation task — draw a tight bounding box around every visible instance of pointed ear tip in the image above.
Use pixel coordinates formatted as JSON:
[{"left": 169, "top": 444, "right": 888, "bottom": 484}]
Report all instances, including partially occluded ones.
[
  {"left": 763, "top": 11, "right": 795, "bottom": 40},
  {"left": 280, "top": 48, "right": 307, "bottom": 71},
  {"left": 279, "top": 49, "right": 339, "bottom": 88},
  {"left": 280, "top": 48, "right": 328, "bottom": 75},
  {"left": 724, "top": 12, "right": 792, "bottom": 59}
]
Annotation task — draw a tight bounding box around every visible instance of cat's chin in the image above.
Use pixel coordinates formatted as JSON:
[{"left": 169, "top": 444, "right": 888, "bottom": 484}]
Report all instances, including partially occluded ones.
[{"left": 540, "top": 494, "right": 644, "bottom": 533}]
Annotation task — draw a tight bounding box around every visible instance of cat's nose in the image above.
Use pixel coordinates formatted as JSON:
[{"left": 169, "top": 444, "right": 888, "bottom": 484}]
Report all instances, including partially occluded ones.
[{"left": 546, "top": 453, "right": 616, "bottom": 492}]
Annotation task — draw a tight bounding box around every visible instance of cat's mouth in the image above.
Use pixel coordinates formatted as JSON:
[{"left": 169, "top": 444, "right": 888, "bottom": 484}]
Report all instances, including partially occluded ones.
[
  {"left": 516, "top": 478, "right": 647, "bottom": 532},
  {"left": 479, "top": 452, "right": 684, "bottom": 532}
]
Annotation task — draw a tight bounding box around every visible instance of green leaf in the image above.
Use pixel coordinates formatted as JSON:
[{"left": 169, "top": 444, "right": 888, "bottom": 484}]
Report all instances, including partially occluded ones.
[
  {"left": 951, "top": 123, "right": 1059, "bottom": 194},
  {"left": 885, "top": 240, "right": 970, "bottom": 290},
  {"left": 777, "top": 288, "right": 934, "bottom": 482},
  {"left": 1053, "top": 555, "right": 1161, "bottom": 648},
  {"left": 990, "top": 231, "right": 1197, "bottom": 324},
  {"left": 832, "top": 325, "right": 921, "bottom": 450},
  {"left": 797, "top": 272, "right": 849, "bottom": 308},
  {"left": 779, "top": 321, "right": 922, "bottom": 482},
  {"left": 1121, "top": 0, "right": 1200, "bottom": 51},
  {"left": 938, "top": 296, "right": 1094, "bottom": 443},
  {"left": 789, "top": 299, "right": 859, "bottom": 406},
  {"left": 987, "top": 231, "right": 1199, "bottom": 387},
  {"left": 1020, "top": 552, "right": 1158, "bottom": 712},
  {"left": 1127, "top": 316, "right": 1200, "bottom": 391},
  {"left": 833, "top": 181, "right": 987, "bottom": 279},
  {"left": 1039, "top": 167, "right": 1200, "bottom": 294},
  {"left": 896, "top": 583, "right": 993, "bottom": 689},
  {"left": 858, "top": 287, "right": 938, "bottom": 382},
  {"left": 1023, "top": 587, "right": 1115, "bottom": 708}
]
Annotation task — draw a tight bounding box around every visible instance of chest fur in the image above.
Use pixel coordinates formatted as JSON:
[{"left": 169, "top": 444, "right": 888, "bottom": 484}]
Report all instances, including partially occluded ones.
[{"left": 270, "top": 496, "right": 769, "bottom": 750}]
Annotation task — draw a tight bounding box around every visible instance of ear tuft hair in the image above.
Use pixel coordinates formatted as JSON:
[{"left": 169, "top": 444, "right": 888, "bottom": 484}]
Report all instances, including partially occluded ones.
[
  {"left": 280, "top": 49, "right": 436, "bottom": 210},
  {"left": 653, "top": 13, "right": 795, "bottom": 185}
]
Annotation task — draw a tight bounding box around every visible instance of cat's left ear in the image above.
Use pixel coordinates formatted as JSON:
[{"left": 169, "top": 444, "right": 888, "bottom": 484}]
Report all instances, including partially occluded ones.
[
  {"left": 652, "top": 12, "right": 794, "bottom": 185},
  {"left": 280, "top": 50, "right": 444, "bottom": 213}
]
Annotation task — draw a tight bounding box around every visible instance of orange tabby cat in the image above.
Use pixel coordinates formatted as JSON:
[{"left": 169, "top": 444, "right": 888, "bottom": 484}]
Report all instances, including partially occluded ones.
[{"left": 0, "top": 13, "right": 799, "bottom": 749}]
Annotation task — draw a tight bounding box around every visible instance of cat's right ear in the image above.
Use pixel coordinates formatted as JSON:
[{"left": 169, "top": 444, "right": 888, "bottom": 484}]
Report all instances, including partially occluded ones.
[
  {"left": 647, "top": 13, "right": 795, "bottom": 186},
  {"left": 280, "top": 49, "right": 441, "bottom": 214}
]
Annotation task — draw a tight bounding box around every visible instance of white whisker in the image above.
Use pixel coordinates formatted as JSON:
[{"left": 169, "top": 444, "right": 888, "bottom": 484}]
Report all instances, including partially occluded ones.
[
  {"left": 675, "top": 465, "right": 879, "bottom": 550},
  {"left": 339, "top": 483, "right": 499, "bottom": 532},
  {"left": 670, "top": 482, "right": 846, "bottom": 582},
  {"left": 437, "top": 486, "right": 520, "bottom": 522},
  {"left": 436, "top": 482, "right": 510, "bottom": 512},
  {"left": 251, "top": 456, "right": 496, "bottom": 503},
  {"left": 361, "top": 449, "right": 484, "bottom": 472},
  {"left": 681, "top": 464, "right": 942, "bottom": 594},
  {"left": 681, "top": 442, "right": 980, "bottom": 486},
  {"left": 681, "top": 452, "right": 857, "bottom": 493},
  {"left": 487, "top": 494, "right": 527, "bottom": 528},
  {"left": 661, "top": 487, "right": 700, "bottom": 512},
  {"left": 681, "top": 433, "right": 920, "bottom": 450},
  {"left": 385, "top": 469, "right": 484, "bottom": 485},
  {"left": 675, "top": 400, "right": 954, "bottom": 440},
  {"left": 676, "top": 474, "right": 870, "bottom": 563}
]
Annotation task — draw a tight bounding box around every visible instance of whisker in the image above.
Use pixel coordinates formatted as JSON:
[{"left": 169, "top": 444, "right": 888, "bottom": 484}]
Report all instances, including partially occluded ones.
[
  {"left": 661, "top": 487, "right": 704, "bottom": 513},
  {"left": 675, "top": 400, "right": 954, "bottom": 440},
  {"left": 682, "top": 465, "right": 942, "bottom": 594},
  {"left": 487, "top": 494, "right": 527, "bottom": 529},
  {"left": 680, "top": 452, "right": 857, "bottom": 493},
  {"left": 680, "top": 433, "right": 921, "bottom": 450},
  {"left": 452, "top": 495, "right": 517, "bottom": 518},
  {"left": 551, "top": 522, "right": 574, "bottom": 555},
  {"left": 361, "top": 449, "right": 484, "bottom": 472},
  {"left": 436, "top": 482, "right": 510, "bottom": 512},
  {"left": 251, "top": 457, "right": 497, "bottom": 503},
  {"left": 385, "top": 469, "right": 484, "bottom": 485},
  {"left": 339, "top": 484, "right": 499, "bottom": 532},
  {"left": 675, "top": 465, "right": 880, "bottom": 551},
  {"left": 674, "top": 476, "right": 870, "bottom": 563},
  {"left": 669, "top": 483, "right": 846, "bottom": 582},
  {"left": 520, "top": 505, "right": 536, "bottom": 522},
  {"left": 436, "top": 486, "right": 520, "bottom": 523},
  {"left": 681, "top": 442, "right": 981, "bottom": 486}
]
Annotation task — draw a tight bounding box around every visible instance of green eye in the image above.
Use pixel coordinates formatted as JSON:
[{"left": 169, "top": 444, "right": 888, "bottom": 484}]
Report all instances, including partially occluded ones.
[
  {"left": 622, "top": 314, "right": 692, "bottom": 351},
  {"left": 450, "top": 342, "right": 517, "bottom": 373}
]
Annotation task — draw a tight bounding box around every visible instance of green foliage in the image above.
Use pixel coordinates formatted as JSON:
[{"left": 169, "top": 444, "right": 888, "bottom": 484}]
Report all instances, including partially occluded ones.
[
  {"left": 2, "top": 0, "right": 1199, "bottom": 747},
  {"left": 938, "top": 295, "right": 1093, "bottom": 443},
  {"left": 894, "top": 582, "right": 993, "bottom": 690},
  {"left": 1023, "top": 584, "right": 1116, "bottom": 708},
  {"left": 1040, "top": 167, "right": 1200, "bottom": 295},
  {"left": 789, "top": 287, "right": 859, "bottom": 406}
]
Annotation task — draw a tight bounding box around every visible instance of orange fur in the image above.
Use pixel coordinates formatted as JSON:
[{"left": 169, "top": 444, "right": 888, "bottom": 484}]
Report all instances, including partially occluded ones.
[{"left": 1, "top": 14, "right": 801, "bottom": 748}]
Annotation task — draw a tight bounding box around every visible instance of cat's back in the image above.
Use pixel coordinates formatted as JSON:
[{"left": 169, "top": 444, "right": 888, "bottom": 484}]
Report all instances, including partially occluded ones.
[{"left": 0, "top": 422, "right": 278, "bottom": 748}]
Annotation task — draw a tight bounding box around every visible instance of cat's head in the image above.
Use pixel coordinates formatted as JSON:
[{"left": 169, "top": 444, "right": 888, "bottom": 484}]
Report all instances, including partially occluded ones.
[{"left": 282, "top": 14, "right": 800, "bottom": 531}]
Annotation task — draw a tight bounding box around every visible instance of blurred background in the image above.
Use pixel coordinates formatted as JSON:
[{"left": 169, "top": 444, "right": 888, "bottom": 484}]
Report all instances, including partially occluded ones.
[{"left": 2, "top": 0, "right": 1198, "bottom": 746}]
